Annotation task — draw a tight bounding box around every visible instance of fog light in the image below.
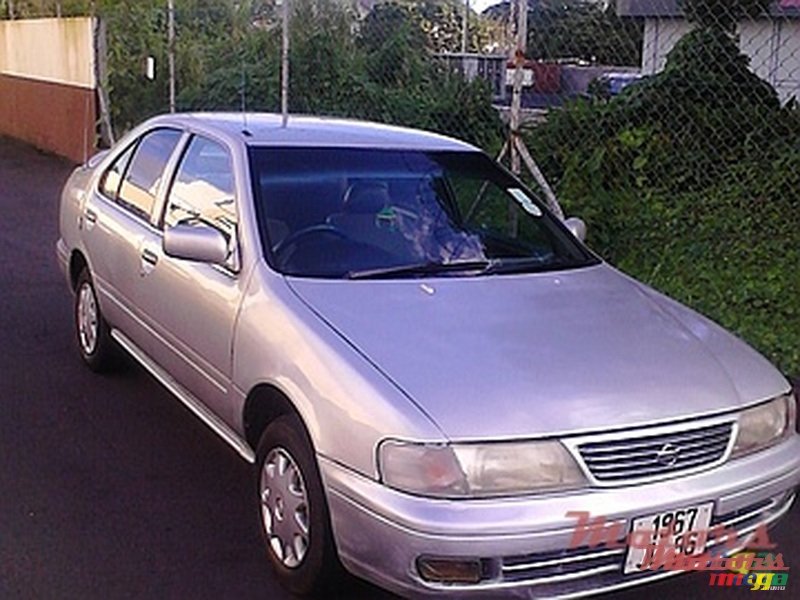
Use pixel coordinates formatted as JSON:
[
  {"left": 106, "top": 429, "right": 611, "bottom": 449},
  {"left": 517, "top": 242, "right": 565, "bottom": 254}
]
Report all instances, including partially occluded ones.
[{"left": 416, "top": 556, "right": 484, "bottom": 584}]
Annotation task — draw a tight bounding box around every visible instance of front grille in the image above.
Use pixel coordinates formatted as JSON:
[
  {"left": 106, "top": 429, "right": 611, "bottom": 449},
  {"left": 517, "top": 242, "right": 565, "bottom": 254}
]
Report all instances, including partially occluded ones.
[
  {"left": 501, "top": 544, "right": 625, "bottom": 584},
  {"left": 578, "top": 422, "right": 734, "bottom": 483},
  {"left": 492, "top": 492, "right": 795, "bottom": 597}
]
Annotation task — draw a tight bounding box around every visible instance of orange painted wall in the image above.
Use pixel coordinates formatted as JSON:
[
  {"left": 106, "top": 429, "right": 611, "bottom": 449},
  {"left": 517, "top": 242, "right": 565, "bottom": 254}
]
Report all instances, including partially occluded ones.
[{"left": 0, "top": 73, "right": 95, "bottom": 163}]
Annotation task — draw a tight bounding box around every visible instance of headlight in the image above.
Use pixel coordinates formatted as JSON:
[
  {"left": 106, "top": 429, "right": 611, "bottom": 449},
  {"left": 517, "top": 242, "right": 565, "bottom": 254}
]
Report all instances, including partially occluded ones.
[
  {"left": 732, "top": 393, "right": 796, "bottom": 458},
  {"left": 378, "top": 439, "right": 587, "bottom": 498}
]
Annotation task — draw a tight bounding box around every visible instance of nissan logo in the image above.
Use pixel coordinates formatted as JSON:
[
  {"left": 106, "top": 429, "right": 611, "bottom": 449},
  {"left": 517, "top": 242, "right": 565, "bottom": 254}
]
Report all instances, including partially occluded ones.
[{"left": 656, "top": 443, "right": 680, "bottom": 467}]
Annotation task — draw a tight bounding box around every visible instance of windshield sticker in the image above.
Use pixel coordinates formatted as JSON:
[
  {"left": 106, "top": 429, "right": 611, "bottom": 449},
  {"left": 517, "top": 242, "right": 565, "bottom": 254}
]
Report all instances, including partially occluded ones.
[{"left": 508, "top": 188, "right": 543, "bottom": 217}]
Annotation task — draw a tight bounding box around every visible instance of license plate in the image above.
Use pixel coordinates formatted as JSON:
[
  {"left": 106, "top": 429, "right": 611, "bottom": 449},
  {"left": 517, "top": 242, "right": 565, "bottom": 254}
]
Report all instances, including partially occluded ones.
[{"left": 623, "top": 502, "right": 714, "bottom": 574}]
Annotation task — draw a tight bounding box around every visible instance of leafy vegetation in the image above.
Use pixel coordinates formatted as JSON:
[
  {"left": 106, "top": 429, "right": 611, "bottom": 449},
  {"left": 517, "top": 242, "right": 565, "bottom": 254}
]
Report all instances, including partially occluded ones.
[
  {"left": 526, "top": 20, "right": 800, "bottom": 376},
  {"left": 98, "top": 0, "right": 505, "bottom": 150},
  {"left": 484, "top": 0, "right": 643, "bottom": 65}
]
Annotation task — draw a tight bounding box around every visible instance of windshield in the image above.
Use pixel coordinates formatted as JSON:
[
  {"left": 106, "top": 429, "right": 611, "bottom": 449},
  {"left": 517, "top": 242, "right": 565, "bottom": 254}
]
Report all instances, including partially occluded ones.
[{"left": 249, "top": 147, "right": 597, "bottom": 278}]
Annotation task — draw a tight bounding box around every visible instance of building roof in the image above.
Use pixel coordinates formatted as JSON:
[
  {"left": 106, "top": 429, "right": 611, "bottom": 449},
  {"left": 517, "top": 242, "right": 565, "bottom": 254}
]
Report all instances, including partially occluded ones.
[
  {"left": 617, "top": 0, "right": 800, "bottom": 18},
  {"left": 145, "top": 113, "right": 477, "bottom": 152}
]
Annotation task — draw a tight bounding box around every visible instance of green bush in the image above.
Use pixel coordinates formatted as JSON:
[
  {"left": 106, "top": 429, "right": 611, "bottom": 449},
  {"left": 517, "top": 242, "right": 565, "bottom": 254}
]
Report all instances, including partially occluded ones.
[{"left": 526, "top": 28, "right": 800, "bottom": 377}]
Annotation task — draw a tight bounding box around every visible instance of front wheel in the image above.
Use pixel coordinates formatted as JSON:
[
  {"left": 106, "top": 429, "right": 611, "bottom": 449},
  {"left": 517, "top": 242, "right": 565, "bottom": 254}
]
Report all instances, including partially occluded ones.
[{"left": 255, "top": 415, "right": 342, "bottom": 595}]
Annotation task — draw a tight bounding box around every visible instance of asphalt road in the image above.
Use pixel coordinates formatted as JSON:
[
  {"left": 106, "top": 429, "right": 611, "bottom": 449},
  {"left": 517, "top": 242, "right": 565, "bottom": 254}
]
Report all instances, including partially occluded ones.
[{"left": 0, "top": 136, "right": 796, "bottom": 600}]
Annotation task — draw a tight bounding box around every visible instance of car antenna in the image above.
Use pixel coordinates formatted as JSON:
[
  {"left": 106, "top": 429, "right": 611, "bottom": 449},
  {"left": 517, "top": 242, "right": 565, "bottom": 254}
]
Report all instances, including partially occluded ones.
[{"left": 240, "top": 59, "right": 252, "bottom": 137}]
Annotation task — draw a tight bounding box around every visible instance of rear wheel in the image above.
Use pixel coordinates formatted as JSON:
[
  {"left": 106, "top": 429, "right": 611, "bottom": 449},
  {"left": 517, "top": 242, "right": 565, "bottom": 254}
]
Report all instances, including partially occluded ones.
[
  {"left": 255, "top": 415, "right": 342, "bottom": 595},
  {"left": 74, "top": 268, "right": 115, "bottom": 372}
]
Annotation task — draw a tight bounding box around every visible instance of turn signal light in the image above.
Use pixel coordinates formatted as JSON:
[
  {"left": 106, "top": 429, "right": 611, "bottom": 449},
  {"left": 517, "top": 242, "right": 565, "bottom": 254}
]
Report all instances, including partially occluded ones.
[{"left": 416, "top": 556, "right": 484, "bottom": 584}]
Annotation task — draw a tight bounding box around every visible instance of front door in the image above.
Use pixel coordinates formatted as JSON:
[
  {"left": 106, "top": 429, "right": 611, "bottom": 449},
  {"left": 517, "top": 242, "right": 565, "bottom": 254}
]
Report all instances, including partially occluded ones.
[{"left": 134, "top": 134, "right": 243, "bottom": 427}]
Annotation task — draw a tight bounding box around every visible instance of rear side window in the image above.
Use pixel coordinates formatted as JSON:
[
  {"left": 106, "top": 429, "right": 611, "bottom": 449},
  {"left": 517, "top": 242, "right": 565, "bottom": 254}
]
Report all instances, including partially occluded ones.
[
  {"left": 99, "top": 143, "right": 136, "bottom": 199},
  {"left": 116, "top": 128, "right": 182, "bottom": 221}
]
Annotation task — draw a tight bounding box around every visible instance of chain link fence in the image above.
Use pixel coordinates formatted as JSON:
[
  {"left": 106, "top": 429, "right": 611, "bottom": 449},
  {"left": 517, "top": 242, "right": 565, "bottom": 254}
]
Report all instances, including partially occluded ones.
[{"left": 3, "top": 0, "right": 799, "bottom": 374}]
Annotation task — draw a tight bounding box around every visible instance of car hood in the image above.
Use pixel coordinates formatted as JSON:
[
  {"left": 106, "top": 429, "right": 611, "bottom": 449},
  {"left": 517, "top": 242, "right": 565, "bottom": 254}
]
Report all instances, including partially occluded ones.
[{"left": 287, "top": 265, "right": 788, "bottom": 440}]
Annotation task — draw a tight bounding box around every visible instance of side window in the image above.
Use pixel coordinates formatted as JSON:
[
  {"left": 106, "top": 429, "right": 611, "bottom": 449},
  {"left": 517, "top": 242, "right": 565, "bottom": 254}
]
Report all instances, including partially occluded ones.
[
  {"left": 117, "top": 128, "right": 182, "bottom": 221},
  {"left": 165, "top": 136, "right": 237, "bottom": 244},
  {"left": 99, "top": 142, "right": 136, "bottom": 200}
]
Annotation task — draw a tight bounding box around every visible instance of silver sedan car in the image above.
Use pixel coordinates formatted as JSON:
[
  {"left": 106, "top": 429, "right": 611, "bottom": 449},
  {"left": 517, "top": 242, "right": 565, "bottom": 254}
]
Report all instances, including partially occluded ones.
[{"left": 57, "top": 113, "right": 799, "bottom": 598}]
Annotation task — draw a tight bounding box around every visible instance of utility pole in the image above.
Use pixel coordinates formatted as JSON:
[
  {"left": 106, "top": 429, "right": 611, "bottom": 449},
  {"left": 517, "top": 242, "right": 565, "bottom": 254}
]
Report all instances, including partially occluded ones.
[
  {"left": 168, "top": 0, "right": 176, "bottom": 113},
  {"left": 281, "top": 0, "right": 290, "bottom": 126},
  {"left": 461, "top": 0, "right": 470, "bottom": 53}
]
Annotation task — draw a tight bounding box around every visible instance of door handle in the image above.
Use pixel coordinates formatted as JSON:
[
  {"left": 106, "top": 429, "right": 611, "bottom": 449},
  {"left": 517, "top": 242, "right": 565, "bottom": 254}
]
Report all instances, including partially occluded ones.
[
  {"left": 83, "top": 208, "right": 98, "bottom": 231},
  {"left": 141, "top": 248, "right": 159, "bottom": 266}
]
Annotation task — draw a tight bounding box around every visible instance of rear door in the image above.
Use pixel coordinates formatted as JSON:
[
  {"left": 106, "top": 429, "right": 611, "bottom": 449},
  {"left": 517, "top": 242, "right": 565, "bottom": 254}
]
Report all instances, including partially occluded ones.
[{"left": 82, "top": 127, "right": 184, "bottom": 352}]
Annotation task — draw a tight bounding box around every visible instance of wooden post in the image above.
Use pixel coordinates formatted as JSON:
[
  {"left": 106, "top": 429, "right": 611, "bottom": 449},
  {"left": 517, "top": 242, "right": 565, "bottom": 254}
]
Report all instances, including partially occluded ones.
[
  {"left": 503, "top": 0, "right": 566, "bottom": 221},
  {"left": 515, "top": 137, "right": 564, "bottom": 220},
  {"left": 95, "top": 18, "right": 115, "bottom": 147},
  {"left": 507, "top": 0, "right": 527, "bottom": 234}
]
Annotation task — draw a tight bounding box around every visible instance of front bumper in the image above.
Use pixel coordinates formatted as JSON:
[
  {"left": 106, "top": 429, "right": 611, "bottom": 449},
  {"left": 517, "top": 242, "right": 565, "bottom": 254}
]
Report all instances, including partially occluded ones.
[
  {"left": 321, "top": 434, "right": 800, "bottom": 598},
  {"left": 55, "top": 238, "right": 70, "bottom": 284}
]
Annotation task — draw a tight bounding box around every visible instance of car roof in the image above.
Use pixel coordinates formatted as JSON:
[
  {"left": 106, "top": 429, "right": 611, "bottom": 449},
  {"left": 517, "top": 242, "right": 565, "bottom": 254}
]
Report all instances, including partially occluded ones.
[{"left": 144, "top": 112, "right": 479, "bottom": 152}]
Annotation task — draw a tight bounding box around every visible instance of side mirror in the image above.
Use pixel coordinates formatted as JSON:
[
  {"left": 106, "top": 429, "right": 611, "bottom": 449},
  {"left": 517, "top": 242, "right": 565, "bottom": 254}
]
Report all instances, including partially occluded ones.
[
  {"left": 163, "top": 222, "right": 229, "bottom": 265},
  {"left": 564, "top": 217, "right": 587, "bottom": 243}
]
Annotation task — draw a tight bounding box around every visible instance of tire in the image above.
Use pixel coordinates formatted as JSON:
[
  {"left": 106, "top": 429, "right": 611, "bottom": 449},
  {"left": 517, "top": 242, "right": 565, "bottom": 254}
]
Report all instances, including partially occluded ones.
[
  {"left": 255, "top": 415, "right": 342, "bottom": 595},
  {"left": 74, "top": 268, "right": 116, "bottom": 372}
]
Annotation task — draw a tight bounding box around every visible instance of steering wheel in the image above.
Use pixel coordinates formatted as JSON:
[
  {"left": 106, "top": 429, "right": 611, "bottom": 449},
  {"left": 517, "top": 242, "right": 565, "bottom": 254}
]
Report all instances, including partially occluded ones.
[{"left": 273, "top": 224, "right": 352, "bottom": 258}]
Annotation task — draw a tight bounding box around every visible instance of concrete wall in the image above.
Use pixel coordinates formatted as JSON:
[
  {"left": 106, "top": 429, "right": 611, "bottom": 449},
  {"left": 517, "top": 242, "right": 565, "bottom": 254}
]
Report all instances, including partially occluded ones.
[
  {"left": 0, "top": 18, "right": 96, "bottom": 162},
  {"left": 641, "top": 17, "right": 800, "bottom": 104}
]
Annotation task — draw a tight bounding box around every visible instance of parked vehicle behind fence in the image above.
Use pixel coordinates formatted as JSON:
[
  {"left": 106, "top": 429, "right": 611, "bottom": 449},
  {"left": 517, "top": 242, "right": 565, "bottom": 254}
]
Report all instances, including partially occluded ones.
[{"left": 57, "top": 113, "right": 799, "bottom": 598}]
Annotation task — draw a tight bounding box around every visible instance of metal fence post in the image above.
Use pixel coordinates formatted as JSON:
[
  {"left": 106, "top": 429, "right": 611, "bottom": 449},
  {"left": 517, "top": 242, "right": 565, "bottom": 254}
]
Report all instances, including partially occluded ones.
[
  {"left": 462, "top": 0, "right": 469, "bottom": 53},
  {"left": 510, "top": 0, "right": 527, "bottom": 179},
  {"left": 281, "top": 0, "right": 290, "bottom": 127},
  {"left": 168, "top": 0, "right": 176, "bottom": 113}
]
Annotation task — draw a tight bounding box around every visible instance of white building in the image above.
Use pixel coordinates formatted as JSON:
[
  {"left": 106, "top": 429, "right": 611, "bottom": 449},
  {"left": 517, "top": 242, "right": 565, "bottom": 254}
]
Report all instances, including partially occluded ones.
[{"left": 618, "top": 0, "right": 800, "bottom": 104}]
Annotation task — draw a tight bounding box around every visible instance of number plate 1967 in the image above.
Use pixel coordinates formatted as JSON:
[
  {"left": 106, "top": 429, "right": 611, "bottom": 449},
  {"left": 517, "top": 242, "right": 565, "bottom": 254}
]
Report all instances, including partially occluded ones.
[{"left": 624, "top": 502, "right": 714, "bottom": 574}]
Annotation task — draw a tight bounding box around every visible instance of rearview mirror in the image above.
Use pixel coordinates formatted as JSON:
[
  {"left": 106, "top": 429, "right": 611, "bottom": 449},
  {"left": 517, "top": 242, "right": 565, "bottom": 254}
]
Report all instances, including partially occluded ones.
[
  {"left": 163, "top": 222, "right": 229, "bottom": 265},
  {"left": 564, "top": 217, "right": 587, "bottom": 243}
]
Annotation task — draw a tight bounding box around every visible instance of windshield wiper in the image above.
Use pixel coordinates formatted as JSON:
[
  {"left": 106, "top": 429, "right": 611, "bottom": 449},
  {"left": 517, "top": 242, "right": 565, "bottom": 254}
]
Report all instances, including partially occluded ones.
[
  {"left": 346, "top": 259, "right": 491, "bottom": 280},
  {"left": 480, "top": 256, "right": 584, "bottom": 275},
  {"left": 346, "top": 256, "right": 590, "bottom": 280}
]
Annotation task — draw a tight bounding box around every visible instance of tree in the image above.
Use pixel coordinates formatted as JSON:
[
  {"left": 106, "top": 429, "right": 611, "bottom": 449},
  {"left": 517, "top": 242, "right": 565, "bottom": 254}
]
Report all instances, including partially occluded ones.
[
  {"left": 484, "top": 0, "right": 643, "bottom": 65},
  {"left": 527, "top": 0, "right": 642, "bottom": 65}
]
